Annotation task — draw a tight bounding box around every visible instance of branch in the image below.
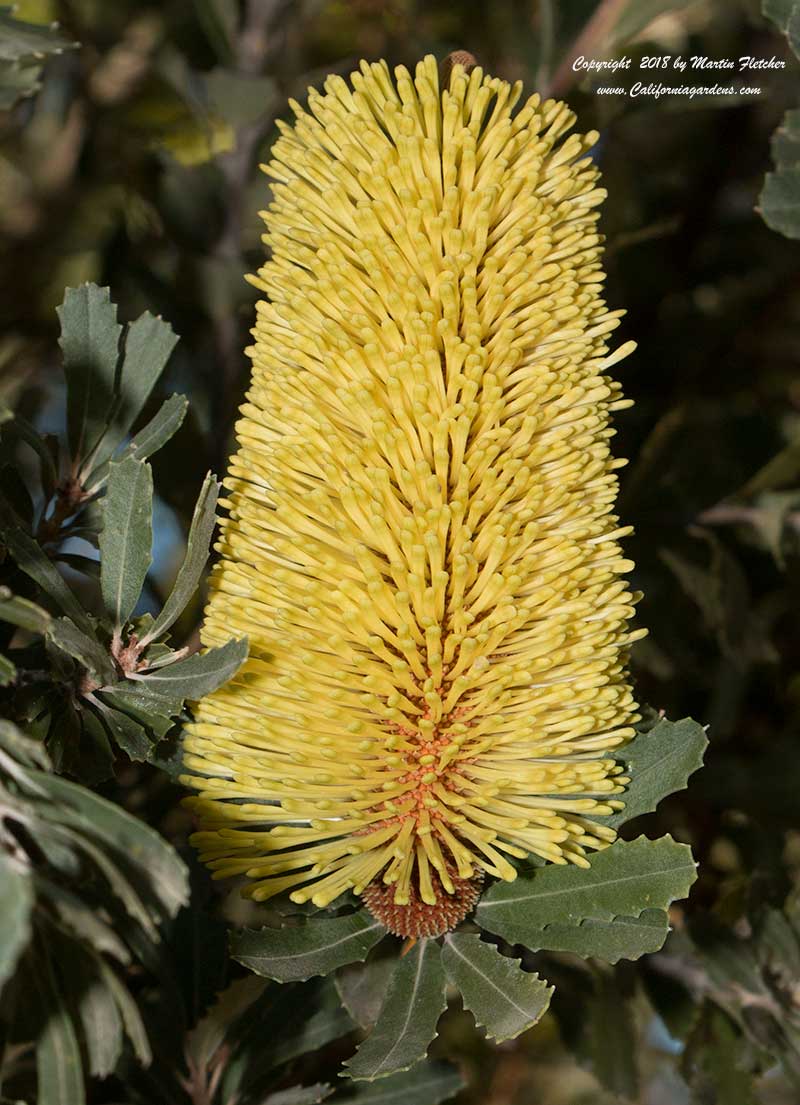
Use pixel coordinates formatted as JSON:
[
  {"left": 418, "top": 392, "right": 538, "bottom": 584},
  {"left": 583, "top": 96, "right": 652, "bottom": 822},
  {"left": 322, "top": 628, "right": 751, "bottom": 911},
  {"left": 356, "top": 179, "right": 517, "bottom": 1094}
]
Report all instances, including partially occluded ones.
[{"left": 545, "top": 0, "right": 628, "bottom": 98}]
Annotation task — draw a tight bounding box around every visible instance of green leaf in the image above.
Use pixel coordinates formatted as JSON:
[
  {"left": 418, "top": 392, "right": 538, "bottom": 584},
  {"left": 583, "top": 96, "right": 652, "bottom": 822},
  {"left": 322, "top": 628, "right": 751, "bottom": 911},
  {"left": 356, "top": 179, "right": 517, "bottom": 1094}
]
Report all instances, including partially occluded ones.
[
  {"left": 516, "top": 910, "right": 670, "bottom": 964},
  {"left": 336, "top": 948, "right": 399, "bottom": 1029},
  {"left": 606, "top": 717, "right": 708, "bottom": 829},
  {"left": 47, "top": 617, "right": 117, "bottom": 686},
  {"left": 263, "top": 1087, "right": 332, "bottom": 1105},
  {"left": 133, "top": 636, "right": 248, "bottom": 703},
  {"left": 39, "top": 880, "right": 130, "bottom": 964},
  {"left": 267, "top": 982, "right": 353, "bottom": 1070},
  {"left": 335, "top": 1062, "right": 465, "bottom": 1105},
  {"left": 127, "top": 394, "right": 189, "bottom": 460},
  {"left": 89, "top": 311, "right": 179, "bottom": 472},
  {"left": 87, "top": 394, "right": 188, "bottom": 491},
  {"left": 192, "top": 0, "right": 237, "bottom": 62},
  {"left": 0, "top": 412, "right": 59, "bottom": 495},
  {"left": 0, "top": 515, "right": 92, "bottom": 631},
  {"left": 33, "top": 955, "right": 85, "bottom": 1105},
  {"left": 587, "top": 969, "right": 639, "bottom": 1100},
  {"left": 44, "top": 815, "right": 158, "bottom": 937},
  {"left": 140, "top": 473, "right": 219, "bottom": 645},
  {"left": 72, "top": 706, "right": 115, "bottom": 784},
  {"left": 205, "top": 68, "right": 277, "bottom": 126},
  {"left": 219, "top": 978, "right": 351, "bottom": 1101},
  {"left": 760, "top": 160, "right": 800, "bottom": 240},
  {"left": 759, "top": 0, "right": 800, "bottom": 238},
  {"left": 442, "top": 933, "right": 552, "bottom": 1043},
  {"left": 35, "top": 772, "right": 189, "bottom": 921},
  {"left": 476, "top": 836, "right": 697, "bottom": 946},
  {"left": 104, "top": 680, "right": 184, "bottom": 719},
  {"left": 764, "top": 0, "right": 800, "bottom": 56},
  {"left": 686, "top": 1005, "right": 758, "bottom": 1105},
  {"left": 89, "top": 697, "right": 152, "bottom": 760},
  {"left": 0, "top": 853, "right": 32, "bottom": 991},
  {"left": 0, "top": 652, "right": 15, "bottom": 685},
  {"left": 232, "top": 912, "right": 386, "bottom": 982},
  {"left": 100, "top": 456, "right": 153, "bottom": 629},
  {"left": 0, "top": 718, "right": 50, "bottom": 778},
  {"left": 96, "top": 958, "right": 152, "bottom": 1066},
  {"left": 344, "top": 940, "right": 447, "bottom": 1082},
  {"left": 58, "top": 941, "right": 123, "bottom": 1079},
  {"left": 0, "top": 586, "right": 52, "bottom": 633},
  {"left": 0, "top": 57, "right": 42, "bottom": 108},
  {"left": 102, "top": 687, "right": 178, "bottom": 733},
  {"left": 57, "top": 284, "right": 122, "bottom": 463},
  {"left": 737, "top": 434, "right": 800, "bottom": 497},
  {"left": 185, "top": 976, "right": 265, "bottom": 1073}
]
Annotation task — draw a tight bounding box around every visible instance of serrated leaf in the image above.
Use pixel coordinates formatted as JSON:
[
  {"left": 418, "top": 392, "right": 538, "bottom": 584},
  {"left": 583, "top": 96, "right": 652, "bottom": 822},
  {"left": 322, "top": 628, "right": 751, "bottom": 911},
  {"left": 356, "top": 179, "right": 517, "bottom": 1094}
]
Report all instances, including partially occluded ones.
[
  {"left": 132, "top": 636, "right": 248, "bottom": 703},
  {"left": 0, "top": 515, "right": 92, "bottom": 631},
  {"left": 0, "top": 586, "right": 52, "bottom": 633},
  {"left": 105, "top": 680, "right": 184, "bottom": 718},
  {"left": 0, "top": 8, "right": 74, "bottom": 62},
  {"left": 476, "top": 836, "right": 696, "bottom": 945},
  {"left": 35, "top": 772, "right": 189, "bottom": 921},
  {"left": 100, "top": 456, "right": 153, "bottom": 629},
  {"left": 442, "top": 933, "right": 552, "bottom": 1043},
  {"left": 46, "top": 617, "right": 117, "bottom": 686},
  {"left": 336, "top": 948, "right": 398, "bottom": 1029},
  {"left": 0, "top": 853, "right": 32, "bottom": 990},
  {"left": 764, "top": 0, "right": 800, "bottom": 57},
  {"left": 219, "top": 978, "right": 351, "bottom": 1102},
  {"left": 232, "top": 912, "right": 386, "bottom": 982},
  {"left": 760, "top": 161, "right": 800, "bottom": 239},
  {"left": 89, "top": 697, "right": 152, "bottom": 760},
  {"left": 344, "top": 940, "right": 447, "bottom": 1082},
  {"left": 140, "top": 473, "right": 219, "bottom": 645},
  {"left": 518, "top": 909, "right": 670, "bottom": 964},
  {"left": 108, "top": 697, "right": 174, "bottom": 738},
  {"left": 0, "top": 57, "right": 44, "bottom": 109},
  {"left": 334, "top": 1061, "right": 465, "bottom": 1105},
  {"left": 33, "top": 955, "right": 86, "bottom": 1105},
  {"left": 606, "top": 717, "right": 708, "bottom": 828},
  {"left": 57, "top": 284, "right": 122, "bottom": 463},
  {"left": 90, "top": 311, "right": 179, "bottom": 472},
  {"left": 759, "top": 1, "right": 800, "bottom": 238},
  {"left": 185, "top": 976, "right": 265, "bottom": 1072}
]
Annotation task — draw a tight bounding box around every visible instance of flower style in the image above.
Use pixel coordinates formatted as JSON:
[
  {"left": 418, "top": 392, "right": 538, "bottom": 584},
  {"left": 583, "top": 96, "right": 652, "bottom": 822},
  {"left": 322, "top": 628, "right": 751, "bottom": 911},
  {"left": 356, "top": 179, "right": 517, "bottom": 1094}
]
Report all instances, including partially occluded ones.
[{"left": 183, "top": 54, "right": 644, "bottom": 937}]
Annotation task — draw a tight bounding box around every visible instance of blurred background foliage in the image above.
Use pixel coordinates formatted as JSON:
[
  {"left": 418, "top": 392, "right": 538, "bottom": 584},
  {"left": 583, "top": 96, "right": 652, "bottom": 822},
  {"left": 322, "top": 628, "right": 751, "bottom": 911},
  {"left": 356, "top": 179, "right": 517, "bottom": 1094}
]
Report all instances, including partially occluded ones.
[{"left": 2, "top": 0, "right": 800, "bottom": 1102}]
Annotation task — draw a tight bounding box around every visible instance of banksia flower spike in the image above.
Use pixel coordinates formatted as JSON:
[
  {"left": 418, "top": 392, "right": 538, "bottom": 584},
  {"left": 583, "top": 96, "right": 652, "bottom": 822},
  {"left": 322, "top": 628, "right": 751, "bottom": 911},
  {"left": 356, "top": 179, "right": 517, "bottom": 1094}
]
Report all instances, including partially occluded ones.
[{"left": 183, "top": 55, "right": 644, "bottom": 939}]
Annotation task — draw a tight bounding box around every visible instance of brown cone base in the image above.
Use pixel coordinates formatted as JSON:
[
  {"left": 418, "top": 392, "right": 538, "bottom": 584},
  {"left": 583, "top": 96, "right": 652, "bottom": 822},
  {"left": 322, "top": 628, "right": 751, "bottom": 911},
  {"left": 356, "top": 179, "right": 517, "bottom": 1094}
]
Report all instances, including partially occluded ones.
[{"left": 362, "top": 866, "right": 484, "bottom": 938}]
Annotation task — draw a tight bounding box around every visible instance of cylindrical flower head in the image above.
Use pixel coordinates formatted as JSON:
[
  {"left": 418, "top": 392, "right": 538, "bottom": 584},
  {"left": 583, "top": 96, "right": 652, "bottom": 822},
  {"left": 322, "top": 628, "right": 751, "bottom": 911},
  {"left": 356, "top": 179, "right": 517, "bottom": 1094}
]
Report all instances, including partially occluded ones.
[{"left": 183, "top": 55, "right": 644, "bottom": 937}]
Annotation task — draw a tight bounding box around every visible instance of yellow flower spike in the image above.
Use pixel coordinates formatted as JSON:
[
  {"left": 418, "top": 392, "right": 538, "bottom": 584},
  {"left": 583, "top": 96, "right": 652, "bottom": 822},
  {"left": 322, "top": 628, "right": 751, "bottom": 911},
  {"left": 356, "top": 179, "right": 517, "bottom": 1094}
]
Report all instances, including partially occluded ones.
[{"left": 182, "top": 54, "right": 643, "bottom": 939}]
